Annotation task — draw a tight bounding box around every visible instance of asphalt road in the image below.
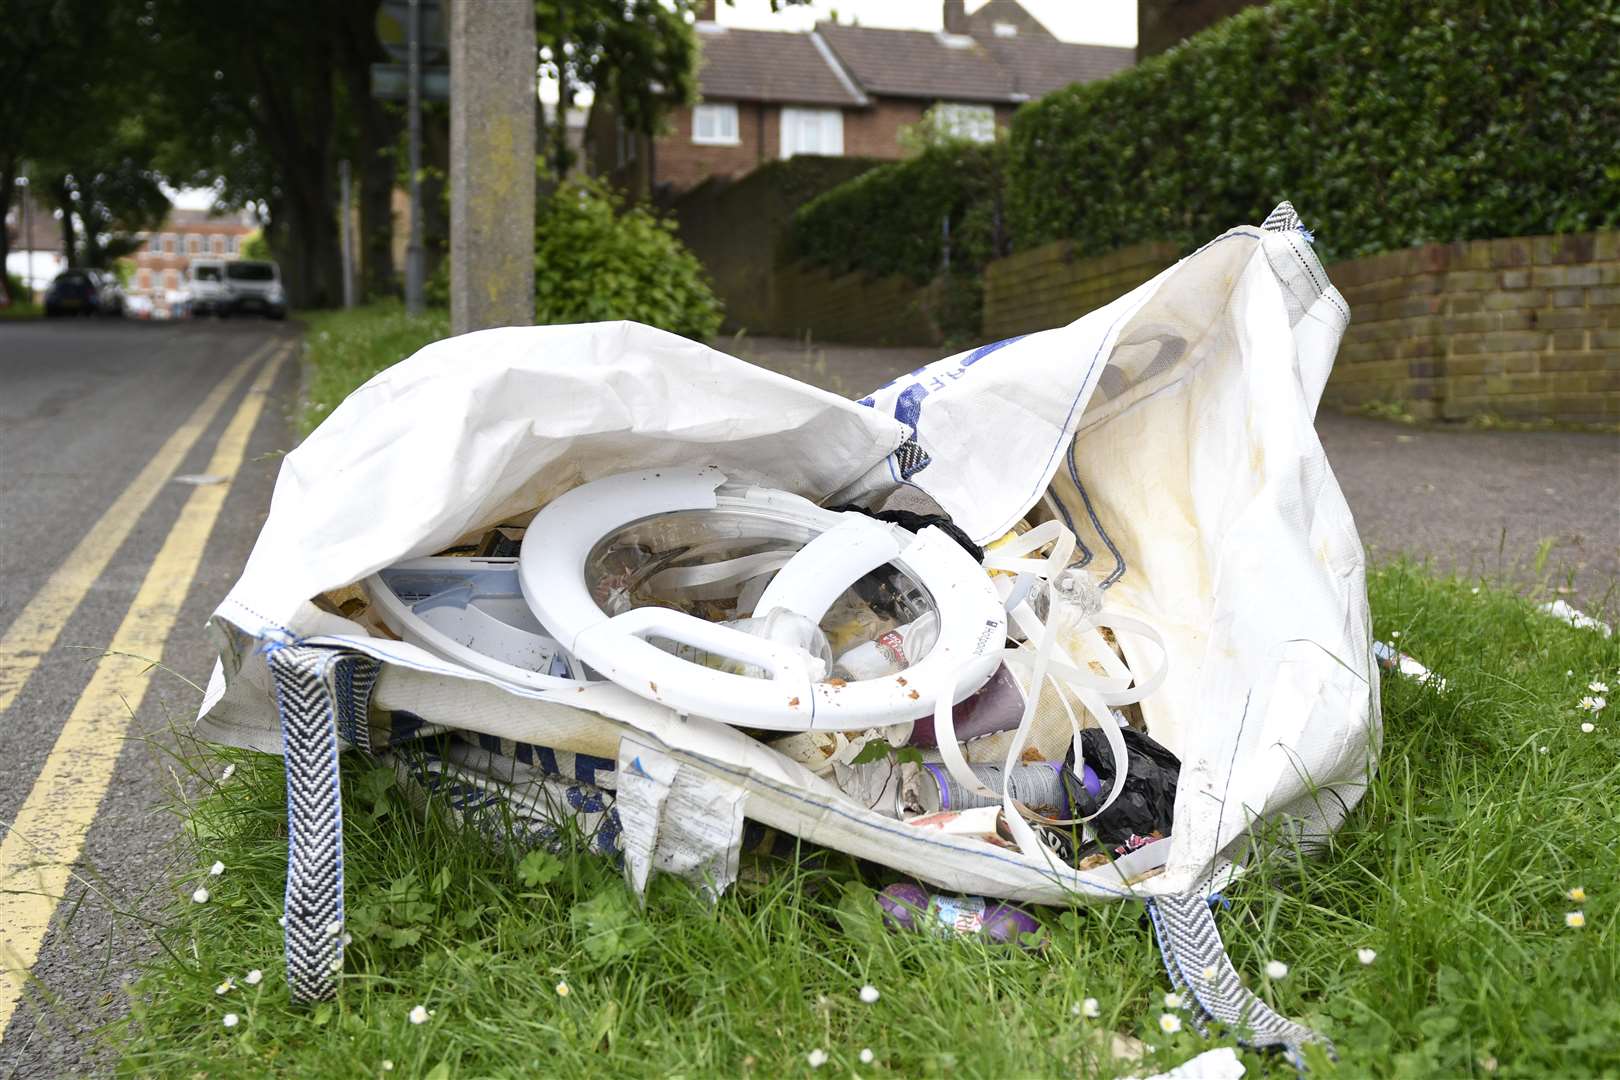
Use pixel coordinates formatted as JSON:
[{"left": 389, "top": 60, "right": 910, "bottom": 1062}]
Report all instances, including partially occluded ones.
[
  {"left": 0, "top": 320, "right": 1614, "bottom": 1077},
  {"left": 0, "top": 317, "right": 297, "bottom": 1076}
]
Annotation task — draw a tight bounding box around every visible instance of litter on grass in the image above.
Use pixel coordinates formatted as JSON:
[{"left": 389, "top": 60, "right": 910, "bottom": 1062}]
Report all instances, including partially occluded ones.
[
  {"left": 1538, "top": 599, "right": 1614, "bottom": 638},
  {"left": 199, "top": 204, "right": 1370, "bottom": 1065}
]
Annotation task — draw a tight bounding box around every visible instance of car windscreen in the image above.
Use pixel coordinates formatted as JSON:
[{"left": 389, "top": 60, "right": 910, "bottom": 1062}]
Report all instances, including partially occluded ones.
[
  {"left": 194, "top": 266, "right": 223, "bottom": 282},
  {"left": 54, "top": 271, "right": 90, "bottom": 286},
  {"left": 225, "top": 262, "right": 275, "bottom": 282}
]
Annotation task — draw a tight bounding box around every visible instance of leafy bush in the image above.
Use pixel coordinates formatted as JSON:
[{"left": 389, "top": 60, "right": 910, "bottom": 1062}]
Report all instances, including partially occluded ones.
[
  {"left": 1007, "top": 0, "right": 1620, "bottom": 262},
  {"left": 791, "top": 141, "right": 1007, "bottom": 284},
  {"left": 427, "top": 177, "right": 722, "bottom": 340},
  {"left": 534, "top": 177, "right": 721, "bottom": 339}
]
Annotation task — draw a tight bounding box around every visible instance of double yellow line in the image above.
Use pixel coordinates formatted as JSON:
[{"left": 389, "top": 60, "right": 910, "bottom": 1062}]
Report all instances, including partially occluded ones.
[{"left": 0, "top": 337, "right": 290, "bottom": 1037}]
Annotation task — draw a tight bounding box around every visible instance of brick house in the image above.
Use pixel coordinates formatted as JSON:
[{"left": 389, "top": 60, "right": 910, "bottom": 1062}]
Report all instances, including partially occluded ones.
[
  {"left": 591, "top": 0, "right": 1134, "bottom": 200},
  {"left": 131, "top": 208, "right": 255, "bottom": 315}
]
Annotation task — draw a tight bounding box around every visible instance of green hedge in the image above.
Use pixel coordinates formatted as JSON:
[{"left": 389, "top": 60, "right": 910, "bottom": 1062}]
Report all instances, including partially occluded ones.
[
  {"left": 791, "top": 142, "right": 1006, "bottom": 283},
  {"left": 1007, "top": 0, "right": 1620, "bottom": 262}
]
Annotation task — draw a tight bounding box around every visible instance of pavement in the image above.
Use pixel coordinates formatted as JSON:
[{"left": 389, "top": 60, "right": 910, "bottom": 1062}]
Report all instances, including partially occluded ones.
[
  {"left": 0, "top": 320, "right": 1613, "bottom": 1075},
  {"left": 0, "top": 317, "right": 297, "bottom": 1077}
]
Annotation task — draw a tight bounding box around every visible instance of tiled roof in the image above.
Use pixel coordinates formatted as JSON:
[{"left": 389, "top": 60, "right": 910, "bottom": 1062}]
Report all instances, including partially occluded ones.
[
  {"left": 695, "top": 25, "right": 866, "bottom": 106},
  {"left": 814, "top": 23, "right": 1020, "bottom": 103},
  {"left": 979, "top": 35, "right": 1135, "bottom": 98}
]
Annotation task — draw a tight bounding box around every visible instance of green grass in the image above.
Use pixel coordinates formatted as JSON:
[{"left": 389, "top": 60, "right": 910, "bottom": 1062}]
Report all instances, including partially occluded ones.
[
  {"left": 114, "top": 564, "right": 1619, "bottom": 1078},
  {"left": 300, "top": 301, "right": 450, "bottom": 435},
  {"left": 0, "top": 300, "right": 43, "bottom": 320}
]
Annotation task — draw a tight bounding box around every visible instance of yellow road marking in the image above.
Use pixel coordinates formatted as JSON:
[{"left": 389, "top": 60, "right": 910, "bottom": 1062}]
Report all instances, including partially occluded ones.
[
  {"left": 0, "top": 345, "right": 289, "bottom": 1037},
  {"left": 0, "top": 337, "right": 277, "bottom": 715}
]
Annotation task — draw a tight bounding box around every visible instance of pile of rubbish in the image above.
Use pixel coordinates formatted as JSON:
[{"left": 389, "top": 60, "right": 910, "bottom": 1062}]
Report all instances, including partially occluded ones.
[{"left": 332, "top": 465, "right": 1180, "bottom": 921}]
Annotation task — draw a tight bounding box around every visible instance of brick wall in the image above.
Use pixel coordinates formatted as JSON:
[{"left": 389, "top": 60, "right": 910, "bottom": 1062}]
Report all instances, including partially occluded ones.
[
  {"left": 978, "top": 231, "right": 1620, "bottom": 425},
  {"left": 982, "top": 240, "right": 1181, "bottom": 341},
  {"left": 1327, "top": 232, "right": 1619, "bottom": 424}
]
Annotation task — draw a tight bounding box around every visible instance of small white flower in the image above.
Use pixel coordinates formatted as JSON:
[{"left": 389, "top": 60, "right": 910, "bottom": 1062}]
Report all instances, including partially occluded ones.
[
  {"left": 1390, "top": 630, "right": 1401, "bottom": 639},
  {"left": 409, "top": 1005, "right": 430, "bottom": 1025},
  {"left": 807, "top": 1048, "right": 828, "bottom": 1068},
  {"left": 859, "top": 1048, "right": 874, "bottom": 1065},
  {"left": 1158, "top": 1013, "right": 1183, "bottom": 1035},
  {"left": 215, "top": 978, "right": 234, "bottom": 995},
  {"left": 1565, "top": 911, "right": 1586, "bottom": 929},
  {"left": 1582, "top": 722, "right": 1596, "bottom": 734},
  {"left": 342, "top": 933, "right": 353, "bottom": 946},
  {"left": 278, "top": 915, "right": 287, "bottom": 928},
  {"left": 1081, "top": 997, "right": 1100, "bottom": 1018},
  {"left": 555, "top": 981, "right": 570, "bottom": 998},
  {"left": 220, "top": 764, "right": 236, "bottom": 782},
  {"left": 1163, "top": 992, "right": 1183, "bottom": 1009},
  {"left": 209, "top": 861, "right": 225, "bottom": 876},
  {"left": 1578, "top": 696, "right": 1606, "bottom": 713},
  {"left": 382, "top": 1063, "right": 394, "bottom": 1073},
  {"left": 326, "top": 920, "right": 343, "bottom": 937},
  {"left": 1590, "top": 681, "right": 1610, "bottom": 694},
  {"left": 222, "top": 1012, "right": 239, "bottom": 1028},
  {"left": 1357, "top": 948, "right": 1377, "bottom": 965},
  {"left": 192, "top": 887, "right": 210, "bottom": 904},
  {"left": 1470, "top": 587, "right": 1480, "bottom": 595},
  {"left": 244, "top": 969, "right": 263, "bottom": 986},
  {"left": 1539, "top": 745, "right": 1549, "bottom": 754},
  {"left": 1201, "top": 965, "right": 1218, "bottom": 981},
  {"left": 859, "top": 984, "right": 880, "bottom": 1004},
  {"left": 1567, "top": 886, "right": 1587, "bottom": 903},
  {"left": 1264, "top": 960, "right": 1289, "bottom": 980}
]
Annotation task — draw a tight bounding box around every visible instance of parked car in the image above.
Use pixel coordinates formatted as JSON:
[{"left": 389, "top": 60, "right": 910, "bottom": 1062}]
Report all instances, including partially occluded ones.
[
  {"left": 89, "top": 270, "right": 125, "bottom": 316},
  {"left": 189, "top": 258, "right": 234, "bottom": 317},
  {"left": 224, "top": 260, "right": 287, "bottom": 319},
  {"left": 43, "top": 269, "right": 104, "bottom": 317}
]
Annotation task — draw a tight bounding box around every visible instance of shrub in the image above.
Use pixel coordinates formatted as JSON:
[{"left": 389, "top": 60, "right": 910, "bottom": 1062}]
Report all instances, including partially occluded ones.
[
  {"left": 1007, "top": 0, "right": 1620, "bottom": 262},
  {"left": 426, "top": 177, "right": 723, "bottom": 341},
  {"left": 791, "top": 141, "right": 1007, "bottom": 284}
]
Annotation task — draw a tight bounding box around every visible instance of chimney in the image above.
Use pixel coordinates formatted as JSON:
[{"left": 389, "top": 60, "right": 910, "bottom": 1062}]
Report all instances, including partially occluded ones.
[
  {"left": 943, "top": 0, "right": 967, "bottom": 33},
  {"left": 695, "top": 0, "right": 716, "bottom": 20}
]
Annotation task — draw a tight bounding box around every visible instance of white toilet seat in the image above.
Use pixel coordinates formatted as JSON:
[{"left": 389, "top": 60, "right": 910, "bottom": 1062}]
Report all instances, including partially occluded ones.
[{"left": 518, "top": 466, "right": 1006, "bottom": 730}]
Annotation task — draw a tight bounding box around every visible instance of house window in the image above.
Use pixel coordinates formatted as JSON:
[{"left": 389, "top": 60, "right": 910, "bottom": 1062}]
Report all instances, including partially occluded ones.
[
  {"left": 148, "top": 234, "right": 162, "bottom": 253},
  {"left": 211, "top": 234, "right": 225, "bottom": 255},
  {"left": 163, "top": 269, "right": 179, "bottom": 290},
  {"left": 232, "top": 235, "right": 242, "bottom": 254},
  {"left": 692, "top": 103, "right": 740, "bottom": 146},
  {"left": 163, "top": 233, "right": 176, "bottom": 253},
  {"left": 993, "top": 21, "right": 1018, "bottom": 37},
  {"left": 186, "top": 234, "right": 201, "bottom": 255},
  {"left": 934, "top": 102, "right": 996, "bottom": 144},
  {"left": 780, "top": 107, "right": 843, "bottom": 158}
]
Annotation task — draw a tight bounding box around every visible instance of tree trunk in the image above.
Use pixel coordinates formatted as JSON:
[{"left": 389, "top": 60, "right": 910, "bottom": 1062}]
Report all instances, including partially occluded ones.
[
  {"left": 0, "top": 156, "right": 14, "bottom": 289},
  {"left": 51, "top": 176, "right": 78, "bottom": 268},
  {"left": 337, "top": 0, "right": 402, "bottom": 299}
]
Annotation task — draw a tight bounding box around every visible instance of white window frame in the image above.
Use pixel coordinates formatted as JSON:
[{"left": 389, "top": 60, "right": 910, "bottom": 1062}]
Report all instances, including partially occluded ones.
[
  {"left": 230, "top": 235, "right": 241, "bottom": 255},
  {"left": 780, "top": 107, "right": 844, "bottom": 159},
  {"left": 933, "top": 102, "right": 996, "bottom": 144},
  {"left": 148, "top": 234, "right": 162, "bottom": 253},
  {"left": 692, "top": 102, "right": 740, "bottom": 146}
]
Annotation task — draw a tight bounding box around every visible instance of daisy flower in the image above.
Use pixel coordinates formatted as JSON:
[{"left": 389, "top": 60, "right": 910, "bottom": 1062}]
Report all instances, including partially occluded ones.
[
  {"left": 1357, "top": 948, "right": 1377, "bottom": 965},
  {"left": 555, "top": 981, "right": 570, "bottom": 998},
  {"left": 1582, "top": 722, "right": 1596, "bottom": 734},
  {"left": 1565, "top": 911, "right": 1586, "bottom": 929},
  {"left": 1163, "top": 992, "right": 1183, "bottom": 1009},
  {"left": 215, "top": 978, "right": 234, "bottom": 995},
  {"left": 859, "top": 1049, "right": 875, "bottom": 1065},
  {"left": 244, "top": 969, "right": 263, "bottom": 986},
  {"left": 1567, "top": 887, "right": 1586, "bottom": 903},
  {"left": 859, "top": 984, "right": 880, "bottom": 1004},
  {"left": 1578, "top": 696, "right": 1606, "bottom": 712},
  {"left": 1158, "top": 1013, "right": 1183, "bottom": 1035},
  {"left": 382, "top": 1063, "right": 394, "bottom": 1073},
  {"left": 222, "top": 1013, "right": 240, "bottom": 1028},
  {"left": 807, "top": 1048, "right": 828, "bottom": 1068},
  {"left": 408, "top": 1005, "right": 430, "bottom": 1025},
  {"left": 1264, "top": 960, "right": 1289, "bottom": 980},
  {"left": 1590, "top": 681, "right": 1610, "bottom": 695},
  {"left": 209, "top": 861, "right": 225, "bottom": 877},
  {"left": 220, "top": 764, "right": 236, "bottom": 782},
  {"left": 192, "top": 887, "right": 210, "bottom": 904},
  {"left": 1081, "top": 997, "right": 1100, "bottom": 1019}
]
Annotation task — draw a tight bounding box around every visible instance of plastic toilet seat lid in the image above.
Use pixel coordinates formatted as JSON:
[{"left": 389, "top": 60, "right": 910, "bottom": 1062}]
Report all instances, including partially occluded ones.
[
  {"left": 518, "top": 466, "right": 1005, "bottom": 730},
  {"left": 364, "top": 557, "right": 584, "bottom": 690}
]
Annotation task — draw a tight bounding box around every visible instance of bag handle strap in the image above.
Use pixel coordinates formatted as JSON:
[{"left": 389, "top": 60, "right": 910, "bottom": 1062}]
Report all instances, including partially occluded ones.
[{"left": 267, "top": 642, "right": 380, "bottom": 1004}]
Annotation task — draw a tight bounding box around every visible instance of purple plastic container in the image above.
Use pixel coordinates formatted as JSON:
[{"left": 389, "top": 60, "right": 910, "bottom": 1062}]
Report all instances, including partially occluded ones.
[{"left": 877, "top": 882, "right": 1044, "bottom": 948}]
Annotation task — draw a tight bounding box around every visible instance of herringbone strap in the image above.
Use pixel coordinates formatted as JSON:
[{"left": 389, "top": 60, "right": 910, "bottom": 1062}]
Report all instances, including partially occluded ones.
[
  {"left": 267, "top": 644, "right": 380, "bottom": 1003},
  {"left": 1145, "top": 893, "right": 1334, "bottom": 1068}
]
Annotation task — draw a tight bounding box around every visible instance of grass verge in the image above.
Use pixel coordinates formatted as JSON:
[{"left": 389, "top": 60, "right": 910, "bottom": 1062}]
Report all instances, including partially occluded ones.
[
  {"left": 113, "top": 565, "right": 1619, "bottom": 1078},
  {"left": 300, "top": 301, "right": 450, "bottom": 436}
]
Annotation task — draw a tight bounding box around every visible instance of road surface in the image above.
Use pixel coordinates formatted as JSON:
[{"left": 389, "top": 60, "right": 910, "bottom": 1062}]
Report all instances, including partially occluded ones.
[{"left": 0, "top": 318, "right": 296, "bottom": 1075}]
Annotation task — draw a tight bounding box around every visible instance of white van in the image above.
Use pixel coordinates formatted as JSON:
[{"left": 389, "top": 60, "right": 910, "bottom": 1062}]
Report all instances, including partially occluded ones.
[
  {"left": 189, "top": 259, "right": 234, "bottom": 317},
  {"left": 224, "top": 259, "right": 287, "bottom": 319}
]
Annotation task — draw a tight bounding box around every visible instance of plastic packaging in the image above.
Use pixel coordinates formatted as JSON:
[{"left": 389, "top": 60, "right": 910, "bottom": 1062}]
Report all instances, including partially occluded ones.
[
  {"left": 1062, "top": 726, "right": 1180, "bottom": 856},
  {"left": 877, "top": 883, "right": 1044, "bottom": 947},
  {"left": 832, "top": 611, "right": 939, "bottom": 680}
]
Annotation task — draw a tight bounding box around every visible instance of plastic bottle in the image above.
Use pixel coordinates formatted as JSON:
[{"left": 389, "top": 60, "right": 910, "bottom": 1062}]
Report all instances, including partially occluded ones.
[
  {"left": 903, "top": 762, "right": 1072, "bottom": 817},
  {"left": 876, "top": 882, "right": 1044, "bottom": 948},
  {"left": 833, "top": 611, "right": 940, "bottom": 680}
]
